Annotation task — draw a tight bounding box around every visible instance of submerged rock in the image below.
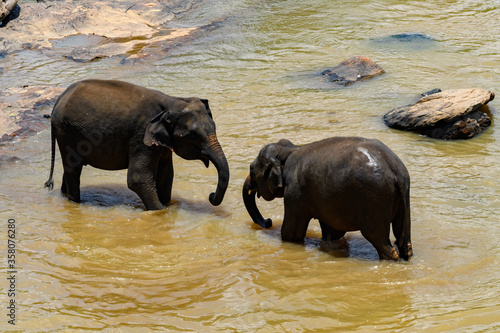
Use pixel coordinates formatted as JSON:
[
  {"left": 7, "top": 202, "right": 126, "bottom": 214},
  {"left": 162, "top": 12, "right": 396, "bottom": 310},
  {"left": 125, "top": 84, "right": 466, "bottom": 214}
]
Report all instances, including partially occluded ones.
[
  {"left": 0, "top": 155, "right": 20, "bottom": 167},
  {"left": 383, "top": 88, "right": 495, "bottom": 140},
  {"left": 389, "top": 33, "right": 435, "bottom": 42},
  {"left": 321, "top": 56, "right": 385, "bottom": 86},
  {"left": 370, "top": 33, "right": 437, "bottom": 50}
]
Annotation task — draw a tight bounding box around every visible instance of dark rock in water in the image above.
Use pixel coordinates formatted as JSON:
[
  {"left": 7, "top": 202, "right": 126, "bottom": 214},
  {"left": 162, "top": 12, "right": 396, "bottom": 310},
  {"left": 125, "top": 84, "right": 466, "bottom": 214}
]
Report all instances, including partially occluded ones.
[
  {"left": 422, "top": 109, "right": 492, "bottom": 140},
  {"left": 321, "top": 56, "right": 385, "bottom": 86},
  {"left": 383, "top": 88, "right": 495, "bottom": 140},
  {"left": 421, "top": 88, "right": 442, "bottom": 97}
]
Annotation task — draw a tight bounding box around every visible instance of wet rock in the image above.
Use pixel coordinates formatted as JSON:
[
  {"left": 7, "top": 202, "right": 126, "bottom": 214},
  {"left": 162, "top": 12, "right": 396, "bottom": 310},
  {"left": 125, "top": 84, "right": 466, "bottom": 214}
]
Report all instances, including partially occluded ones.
[
  {"left": 0, "top": 0, "right": 17, "bottom": 23},
  {"left": 0, "top": 85, "right": 64, "bottom": 145},
  {"left": 383, "top": 88, "right": 495, "bottom": 140},
  {"left": 0, "top": 0, "right": 217, "bottom": 61},
  {"left": 421, "top": 88, "right": 442, "bottom": 96},
  {"left": 321, "top": 56, "right": 385, "bottom": 86},
  {"left": 67, "top": 29, "right": 197, "bottom": 62}
]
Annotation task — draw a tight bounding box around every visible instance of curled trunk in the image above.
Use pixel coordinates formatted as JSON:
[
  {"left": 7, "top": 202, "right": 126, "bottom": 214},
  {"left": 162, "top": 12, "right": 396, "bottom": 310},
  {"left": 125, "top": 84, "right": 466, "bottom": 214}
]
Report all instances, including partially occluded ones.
[
  {"left": 206, "top": 134, "right": 229, "bottom": 206},
  {"left": 242, "top": 174, "right": 272, "bottom": 228}
]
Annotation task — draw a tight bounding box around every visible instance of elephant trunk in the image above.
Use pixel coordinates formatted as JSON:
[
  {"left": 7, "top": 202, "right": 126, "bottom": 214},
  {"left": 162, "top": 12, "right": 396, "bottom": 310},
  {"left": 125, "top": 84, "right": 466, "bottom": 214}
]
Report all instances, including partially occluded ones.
[
  {"left": 242, "top": 174, "right": 272, "bottom": 228},
  {"left": 206, "top": 134, "right": 230, "bottom": 206}
]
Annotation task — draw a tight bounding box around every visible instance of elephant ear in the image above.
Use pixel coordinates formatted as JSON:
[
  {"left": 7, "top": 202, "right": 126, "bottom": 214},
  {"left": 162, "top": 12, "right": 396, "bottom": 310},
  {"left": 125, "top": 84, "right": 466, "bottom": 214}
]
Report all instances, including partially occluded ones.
[
  {"left": 201, "top": 99, "right": 213, "bottom": 119},
  {"left": 144, "top": 111, "right": 173, "bottom": 149},
  {"left": 265, "top": 157, "right": 283, "bottom": 194}
]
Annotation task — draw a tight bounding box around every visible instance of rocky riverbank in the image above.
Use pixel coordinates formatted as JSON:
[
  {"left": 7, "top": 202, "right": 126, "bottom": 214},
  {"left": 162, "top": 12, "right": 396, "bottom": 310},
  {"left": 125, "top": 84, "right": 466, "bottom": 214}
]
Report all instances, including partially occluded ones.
[{"left": 0, "top": 0, "right": 207, "bottom": 57}]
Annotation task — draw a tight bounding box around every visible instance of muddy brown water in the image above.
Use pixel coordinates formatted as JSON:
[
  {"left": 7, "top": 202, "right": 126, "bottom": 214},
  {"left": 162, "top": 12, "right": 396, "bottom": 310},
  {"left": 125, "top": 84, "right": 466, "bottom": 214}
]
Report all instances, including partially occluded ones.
[{"left": 1, "top": 0, "right": 500, "bottom": 331}]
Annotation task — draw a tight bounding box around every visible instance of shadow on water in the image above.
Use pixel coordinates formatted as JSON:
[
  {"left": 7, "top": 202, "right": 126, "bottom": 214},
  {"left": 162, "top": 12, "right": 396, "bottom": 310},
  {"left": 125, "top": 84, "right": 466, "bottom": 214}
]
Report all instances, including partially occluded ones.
[
  {"left": 73, "top": 184, "right": 230, "bottom": 217},
  {"left": 78, "top": 184, "right": 143, "bottom": 209},
  {"left": 253, "top": 220, "right": 382, "bottom": 261}
]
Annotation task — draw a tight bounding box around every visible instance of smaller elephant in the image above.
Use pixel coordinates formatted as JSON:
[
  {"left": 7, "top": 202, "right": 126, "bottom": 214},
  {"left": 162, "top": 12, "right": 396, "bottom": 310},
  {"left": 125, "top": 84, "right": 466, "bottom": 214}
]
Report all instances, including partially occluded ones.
[{"left": 242, "top": 137, "right": 412, "bottom": 261}]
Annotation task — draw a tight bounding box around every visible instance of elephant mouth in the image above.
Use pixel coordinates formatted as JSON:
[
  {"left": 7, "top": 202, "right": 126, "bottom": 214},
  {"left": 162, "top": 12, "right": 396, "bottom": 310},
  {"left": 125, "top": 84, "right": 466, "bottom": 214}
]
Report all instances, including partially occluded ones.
[
  {"left": 246, "top": 187, "right": 260, "bottom": 198},
  {"left": 201, "top": 155, "right": 210, "bottom": 168},
  {"left": 248, "top": 186, "right": 266, "bottom": 200}
]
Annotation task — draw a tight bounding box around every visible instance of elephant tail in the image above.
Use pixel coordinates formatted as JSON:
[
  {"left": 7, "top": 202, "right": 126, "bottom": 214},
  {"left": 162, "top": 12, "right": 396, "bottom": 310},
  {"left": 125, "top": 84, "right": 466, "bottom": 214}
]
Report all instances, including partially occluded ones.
[
  {"left": 44, "top": 125, "right": 56, "bottom": 191},
  {"left": 392, "top": 184, "right": 412, "bottom": 260}
]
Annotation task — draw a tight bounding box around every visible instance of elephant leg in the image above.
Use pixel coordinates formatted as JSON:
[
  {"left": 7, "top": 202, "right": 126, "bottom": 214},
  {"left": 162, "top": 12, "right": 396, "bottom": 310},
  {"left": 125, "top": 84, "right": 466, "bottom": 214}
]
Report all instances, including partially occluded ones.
[
  {"left": 61, "top": 175, "right": 67, "bottom": 195},
  {"left": 127, "top": 155, "right": 163, "bottom": 211},
  {"left": 58, "top": 142, "right": 83, "bottom": 202},
  {"left": 392, "top": 195, "right": 413, "bottom": 261},
  {"left": 319, "top": 221, "right": 346, "bottom": 241},
  {"left": 361, "top": 227, "right": 399, "bottom": 261},
  {"left": 61, "top": 165, "right": 83, "bottom": 203},
  {"left": 156, "top": 156, "right": 174, "bottom": 205},
  {"left": 281, "top": 199, "right": 311, "bottom": 243}
]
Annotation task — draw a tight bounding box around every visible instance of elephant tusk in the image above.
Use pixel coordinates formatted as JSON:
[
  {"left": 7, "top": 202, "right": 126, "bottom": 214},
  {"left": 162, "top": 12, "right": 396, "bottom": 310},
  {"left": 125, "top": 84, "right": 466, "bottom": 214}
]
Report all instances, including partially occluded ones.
[{"left": 247, "top": 189, "right": 257, "bottom": 196}]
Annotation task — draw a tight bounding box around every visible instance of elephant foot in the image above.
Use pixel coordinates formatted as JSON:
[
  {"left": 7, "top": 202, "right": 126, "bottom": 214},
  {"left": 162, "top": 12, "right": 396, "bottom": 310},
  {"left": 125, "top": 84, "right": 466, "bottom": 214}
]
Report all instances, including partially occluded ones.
[
  {"left": 398, "top": 242, "right": 413, "bottom": 261},
  {"left": 377, "top": 245, "right": 400, "bottom": 261},
  {"left": 62, "top": 191, "right": 81, "bottom": 203}
]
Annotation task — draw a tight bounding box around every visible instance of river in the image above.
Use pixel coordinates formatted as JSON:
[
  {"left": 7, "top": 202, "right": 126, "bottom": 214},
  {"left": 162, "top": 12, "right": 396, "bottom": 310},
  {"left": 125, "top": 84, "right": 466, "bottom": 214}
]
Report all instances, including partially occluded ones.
[{"left": 1, "top": 0, "right": 499, "bottom": 331}]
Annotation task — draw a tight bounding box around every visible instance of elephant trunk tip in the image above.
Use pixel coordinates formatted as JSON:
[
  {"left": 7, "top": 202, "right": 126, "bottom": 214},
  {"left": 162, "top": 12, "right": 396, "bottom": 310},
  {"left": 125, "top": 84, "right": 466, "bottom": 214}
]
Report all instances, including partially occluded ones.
[
  {"left": 208, "top": 168, "right": 229, "bottom": 206},
  {"left": 258, "top": 218, "right": 273, "bottom": 229},
  {"left": 209, "top": 192, "right": 221, "bottom": 206}
]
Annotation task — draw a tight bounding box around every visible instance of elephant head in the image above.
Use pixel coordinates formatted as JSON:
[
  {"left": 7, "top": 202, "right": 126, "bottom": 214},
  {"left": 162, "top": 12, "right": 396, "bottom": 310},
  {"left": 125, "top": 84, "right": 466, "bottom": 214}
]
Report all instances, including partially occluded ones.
[
  {"left": 144, "top": 98, "right": 229, "bottom": 206},
  {"left": 242, "top": 139, "right": 296, "bottom": 228}
]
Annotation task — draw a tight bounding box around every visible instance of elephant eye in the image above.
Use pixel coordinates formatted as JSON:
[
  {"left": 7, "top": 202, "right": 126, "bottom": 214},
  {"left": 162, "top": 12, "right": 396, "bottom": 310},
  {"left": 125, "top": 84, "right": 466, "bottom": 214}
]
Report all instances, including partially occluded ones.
[
  {"left": 174, "top": 126, "right": 191, "bottom": 139},
  {"left": 263, "top": 165, "right": 272, "bottom": 180}
]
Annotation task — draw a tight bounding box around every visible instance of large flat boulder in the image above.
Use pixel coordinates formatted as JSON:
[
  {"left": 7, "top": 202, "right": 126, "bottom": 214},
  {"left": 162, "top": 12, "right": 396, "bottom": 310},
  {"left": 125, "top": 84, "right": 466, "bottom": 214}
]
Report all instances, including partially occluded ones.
[
  {"left": 383, "top": 88, "right": 495, "bottom": 140},
  {"left": 321, "top": 56, "right": 385, "bottom": 86},
  {"left": 0, "top": 0, "right": 210, "bottom": 62}
]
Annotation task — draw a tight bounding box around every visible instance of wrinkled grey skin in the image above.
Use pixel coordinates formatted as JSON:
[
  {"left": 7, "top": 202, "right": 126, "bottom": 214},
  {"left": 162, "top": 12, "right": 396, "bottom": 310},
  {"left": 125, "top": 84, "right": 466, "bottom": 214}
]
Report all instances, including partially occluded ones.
[
  {"left": 45, "top": 79, "right": 229, "bottom": 210},
  {"left": 243, "top": 137, "right": 412, "bottom": 261}
]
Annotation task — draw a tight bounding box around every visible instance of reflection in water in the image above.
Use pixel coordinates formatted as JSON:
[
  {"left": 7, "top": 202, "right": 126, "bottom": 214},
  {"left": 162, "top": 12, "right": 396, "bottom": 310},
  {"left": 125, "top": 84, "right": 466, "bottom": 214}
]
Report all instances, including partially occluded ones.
[{"left": 1, "top": 0, "right": 500, "bottom": 331}]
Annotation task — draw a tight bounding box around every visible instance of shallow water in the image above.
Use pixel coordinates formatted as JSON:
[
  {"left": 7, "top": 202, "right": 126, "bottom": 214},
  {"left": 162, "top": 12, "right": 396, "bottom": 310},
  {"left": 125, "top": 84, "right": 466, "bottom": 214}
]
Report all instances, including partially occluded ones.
[{"left": 1, "top": 0, "right": 500, "bottom": 331}]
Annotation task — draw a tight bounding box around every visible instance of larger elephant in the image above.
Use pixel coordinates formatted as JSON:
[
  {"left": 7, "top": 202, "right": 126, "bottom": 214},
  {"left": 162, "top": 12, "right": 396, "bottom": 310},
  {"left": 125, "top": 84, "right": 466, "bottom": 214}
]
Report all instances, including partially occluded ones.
[
  {"left": 45, "top": 79, "right": 229, "bottom": 210},
  {"left": 242, "top": 137, "right": 412, "bottom": 261}
]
